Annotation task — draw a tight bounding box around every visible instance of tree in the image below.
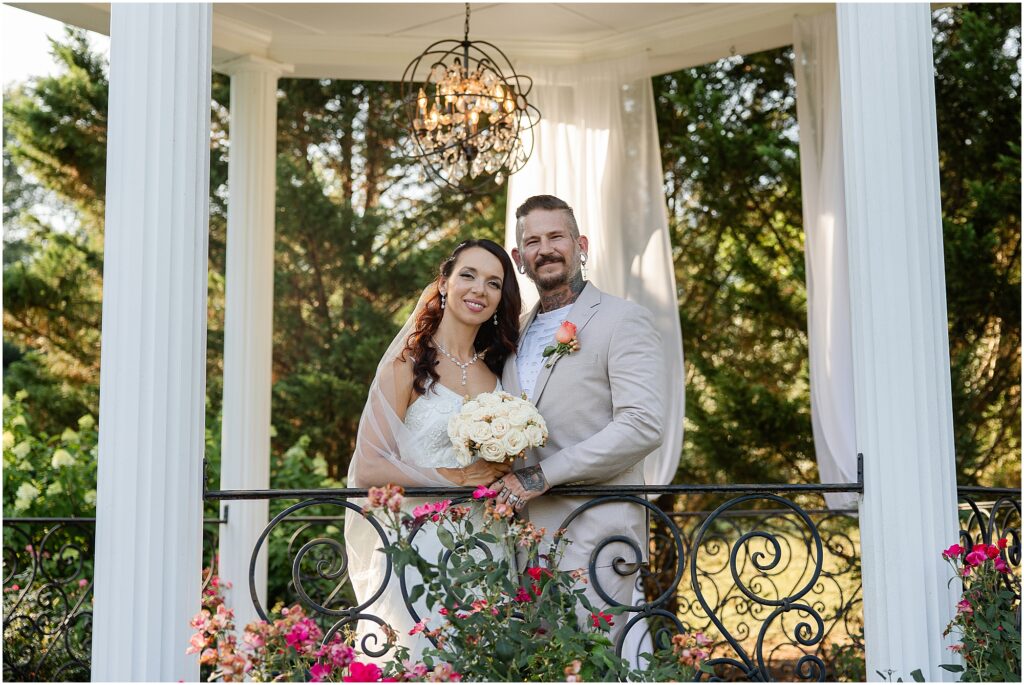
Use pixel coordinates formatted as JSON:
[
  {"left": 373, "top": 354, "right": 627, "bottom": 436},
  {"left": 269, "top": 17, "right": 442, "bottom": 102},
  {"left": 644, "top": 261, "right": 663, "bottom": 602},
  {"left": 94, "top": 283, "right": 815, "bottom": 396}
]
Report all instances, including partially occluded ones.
[{"left": 933, "top": 4, "right": 1021, "bottom": 487}]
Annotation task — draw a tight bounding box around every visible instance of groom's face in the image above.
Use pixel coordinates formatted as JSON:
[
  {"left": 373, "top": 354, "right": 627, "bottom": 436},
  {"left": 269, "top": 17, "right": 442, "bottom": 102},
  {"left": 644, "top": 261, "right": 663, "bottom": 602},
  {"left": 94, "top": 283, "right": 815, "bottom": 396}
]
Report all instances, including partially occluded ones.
[{"left": 513, "top": 209, "right": 588, "bottom": 290}]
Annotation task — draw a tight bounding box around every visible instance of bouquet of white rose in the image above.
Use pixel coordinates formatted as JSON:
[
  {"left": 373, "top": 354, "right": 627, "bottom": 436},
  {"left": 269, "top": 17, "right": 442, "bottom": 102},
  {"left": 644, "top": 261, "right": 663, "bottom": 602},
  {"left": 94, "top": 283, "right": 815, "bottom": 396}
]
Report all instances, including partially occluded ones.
[{"left": 447, "top": 391, "right": 548, "bottom": 467}]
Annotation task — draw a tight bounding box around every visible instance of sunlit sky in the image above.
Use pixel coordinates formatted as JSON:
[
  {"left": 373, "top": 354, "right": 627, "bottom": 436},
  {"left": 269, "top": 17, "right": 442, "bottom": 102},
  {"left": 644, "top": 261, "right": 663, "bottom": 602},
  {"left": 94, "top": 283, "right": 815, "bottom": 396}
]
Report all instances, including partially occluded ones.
[{"left": 1, "top": 4, "right": 109, "bottom": 88}]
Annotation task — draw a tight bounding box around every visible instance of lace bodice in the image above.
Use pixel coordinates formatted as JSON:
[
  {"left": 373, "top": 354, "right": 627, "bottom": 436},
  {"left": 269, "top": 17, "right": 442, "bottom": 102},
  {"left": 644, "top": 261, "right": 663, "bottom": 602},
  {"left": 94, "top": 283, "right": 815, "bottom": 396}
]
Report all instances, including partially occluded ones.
[{"left": 403, "top": 381, "right": 500, "bottom": 468}]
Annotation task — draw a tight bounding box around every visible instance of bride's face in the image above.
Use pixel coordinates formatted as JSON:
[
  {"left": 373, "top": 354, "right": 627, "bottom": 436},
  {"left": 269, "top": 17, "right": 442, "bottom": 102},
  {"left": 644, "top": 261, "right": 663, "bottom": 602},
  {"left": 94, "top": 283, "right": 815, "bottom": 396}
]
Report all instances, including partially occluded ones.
[{"left": 440, "top": 247, "right": 505, "bottom": 327}]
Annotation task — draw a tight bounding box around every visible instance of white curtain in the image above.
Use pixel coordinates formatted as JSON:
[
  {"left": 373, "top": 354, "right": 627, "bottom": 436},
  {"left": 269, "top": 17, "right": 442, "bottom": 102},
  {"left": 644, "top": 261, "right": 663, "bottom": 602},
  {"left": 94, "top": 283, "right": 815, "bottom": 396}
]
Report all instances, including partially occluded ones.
[
  {"left": 505, "top": 53, "right": 685, "bottom": 488},
  {"left": 794, "top": 12, "right": 859, "bottom": 510}
]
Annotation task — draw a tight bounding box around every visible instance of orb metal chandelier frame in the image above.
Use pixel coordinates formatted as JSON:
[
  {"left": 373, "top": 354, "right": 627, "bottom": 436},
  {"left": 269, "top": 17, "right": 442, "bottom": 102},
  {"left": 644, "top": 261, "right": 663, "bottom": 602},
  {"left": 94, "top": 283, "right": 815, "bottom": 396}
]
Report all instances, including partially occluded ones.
[{"left": 397, "top": 3, "right": 541, "bottom": 194}]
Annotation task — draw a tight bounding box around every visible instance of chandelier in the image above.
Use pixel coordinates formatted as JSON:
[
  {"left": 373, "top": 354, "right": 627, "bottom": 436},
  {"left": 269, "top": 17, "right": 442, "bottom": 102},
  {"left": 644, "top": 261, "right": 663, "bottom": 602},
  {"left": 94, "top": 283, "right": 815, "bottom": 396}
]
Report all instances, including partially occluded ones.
[{"left": 398, "top": 3, "right": 541, "bottom": 194}]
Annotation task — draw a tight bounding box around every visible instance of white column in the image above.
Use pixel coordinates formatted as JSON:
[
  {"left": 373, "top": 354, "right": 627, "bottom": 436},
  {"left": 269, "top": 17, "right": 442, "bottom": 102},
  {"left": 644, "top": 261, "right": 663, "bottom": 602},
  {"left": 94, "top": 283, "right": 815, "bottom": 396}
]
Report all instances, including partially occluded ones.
[
  {"left": 836, "top": 4, "right": 961, "bottom": 681},
  {"left": 91, "top": 4, "right": 212, "bottom": 681},
  {"left": 217, "top": 55, "right": 291, "bottom": 631}
]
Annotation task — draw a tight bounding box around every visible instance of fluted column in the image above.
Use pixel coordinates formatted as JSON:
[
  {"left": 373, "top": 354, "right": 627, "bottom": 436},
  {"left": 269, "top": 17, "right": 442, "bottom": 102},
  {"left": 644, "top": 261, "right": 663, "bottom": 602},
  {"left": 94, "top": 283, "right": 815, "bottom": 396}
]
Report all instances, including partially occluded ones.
[
  {"left": 836, "top": 4, "right": 961, "bottom": 680},
  {"left": 91, "top": 3, "right": 212, "bottom": 681},
  {"left": 217, "top": 54, "right": 291, "bottom": 631}
]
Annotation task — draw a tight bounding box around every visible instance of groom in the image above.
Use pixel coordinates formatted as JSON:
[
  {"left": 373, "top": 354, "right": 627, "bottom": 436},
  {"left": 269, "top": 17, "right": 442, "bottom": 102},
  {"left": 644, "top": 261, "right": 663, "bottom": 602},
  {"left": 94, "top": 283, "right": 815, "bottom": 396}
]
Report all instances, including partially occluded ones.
[{"left": 489, "top": 194, "right": 665, "bottom": 643}]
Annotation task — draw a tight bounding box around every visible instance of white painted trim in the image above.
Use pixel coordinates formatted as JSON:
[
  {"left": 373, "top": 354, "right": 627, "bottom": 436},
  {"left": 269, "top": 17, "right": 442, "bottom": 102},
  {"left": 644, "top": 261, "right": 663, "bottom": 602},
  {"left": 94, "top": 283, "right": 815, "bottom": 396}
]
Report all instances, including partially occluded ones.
[
  {"left": 836, "top": 3, "right": 961, "bottom": 681},
  {"left": 91, "top": 4, "right": 212, "bottom": 681},
  {"left": 217, "top": 55, "right": 283, "bottom": 635}
]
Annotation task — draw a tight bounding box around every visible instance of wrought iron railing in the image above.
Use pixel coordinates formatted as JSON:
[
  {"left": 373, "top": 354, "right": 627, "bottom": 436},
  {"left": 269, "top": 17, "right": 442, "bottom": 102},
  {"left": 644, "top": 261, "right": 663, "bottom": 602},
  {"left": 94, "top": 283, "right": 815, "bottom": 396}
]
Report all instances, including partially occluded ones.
[{"left": 3, "top": 479, "right": 1019, "bottom": 682}]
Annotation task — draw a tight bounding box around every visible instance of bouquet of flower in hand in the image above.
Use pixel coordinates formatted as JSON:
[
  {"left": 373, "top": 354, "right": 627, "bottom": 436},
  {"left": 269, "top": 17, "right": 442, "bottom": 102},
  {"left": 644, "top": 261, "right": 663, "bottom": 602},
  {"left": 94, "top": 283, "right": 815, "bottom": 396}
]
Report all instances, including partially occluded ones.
[{"left": 447, "top": 391, "right": 547, "bottom": 467}]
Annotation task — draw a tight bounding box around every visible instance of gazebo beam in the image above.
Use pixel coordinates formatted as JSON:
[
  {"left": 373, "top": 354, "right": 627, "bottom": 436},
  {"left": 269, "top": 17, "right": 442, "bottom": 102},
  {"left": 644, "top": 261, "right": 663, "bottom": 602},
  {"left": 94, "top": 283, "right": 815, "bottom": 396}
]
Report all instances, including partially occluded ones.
[
  {"left": 217, "top": 53, "right": 292, "bottom": 635},
  {"left": 836, "top": 3, "right": 961, "bottom": 681},
  {"left": 91, "top": 4, "right": 212, "bottom": 680}
]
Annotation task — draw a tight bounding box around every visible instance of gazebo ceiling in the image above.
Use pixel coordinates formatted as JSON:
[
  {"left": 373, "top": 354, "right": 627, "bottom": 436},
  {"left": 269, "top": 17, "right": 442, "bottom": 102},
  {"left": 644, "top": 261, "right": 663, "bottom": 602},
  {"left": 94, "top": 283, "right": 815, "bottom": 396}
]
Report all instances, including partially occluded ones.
[{"left": 13, "top": 2, "right": 834, "bottom": 79}]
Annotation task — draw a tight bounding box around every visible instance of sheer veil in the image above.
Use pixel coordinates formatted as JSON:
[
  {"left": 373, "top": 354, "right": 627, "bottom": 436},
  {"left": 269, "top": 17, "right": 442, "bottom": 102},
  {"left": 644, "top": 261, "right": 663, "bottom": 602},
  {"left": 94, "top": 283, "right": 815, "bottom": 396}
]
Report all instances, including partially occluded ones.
[{"left": 345, "top": 283, "right": 455, "bottom": 638}]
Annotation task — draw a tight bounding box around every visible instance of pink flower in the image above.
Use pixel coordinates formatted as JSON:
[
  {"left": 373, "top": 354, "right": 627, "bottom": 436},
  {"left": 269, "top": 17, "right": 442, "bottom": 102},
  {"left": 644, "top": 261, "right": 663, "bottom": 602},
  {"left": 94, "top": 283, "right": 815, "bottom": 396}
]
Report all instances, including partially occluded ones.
[
  {"left": 964, "top": 550, "right": 987, "bottom": 567},
  {"left": 513, "top": 587, "right": 532, "bottom": 603},
  {"left": 555, "top": 321, "right": 577, "bottom": 344},
  {"left": 310, "top": 663, "right": 332, "bottom": 683},
  {"left": 285, "top": 623, "right": 312, "bottom": 651},
  {"left": 942, "top": 543, "right": 964, "bottom": 559},
  {"left": 186, "top": 632, "right": 208, "bottom": 654},
  {"left": 993, "top": 557, "right": 1010, "bottom": 574},
  {"left": 404, "top": 661, "right": 429, "bottom": 680},
  {"left": 409, "top": 619, "right": 429, "bottom": 635},
  {"left": 473, "top": 485, "right": 499, "bottom": 499},
  {"left": 345, "top": 662, "right": 382, "bottom": 682},
  {"left": 591, "top": 611, "right": 614, "bottom": 629},
  {"left": 949, "top": 643, "right": 964, "bottom": 653},
  {"left": 961, "top": 567, "right": 972, "bottom": 577},
  {"left": 411, "top": 499, "right": 452, "bottom": 522},
  {"left": 78, "top": 578, "right": 89, "bottom": 588},
  {"left": 695, "top": 631, "right": 713, "bottom": 647},
  {"left": 956, "top": 598, "right": 973, "bottom": 615}
]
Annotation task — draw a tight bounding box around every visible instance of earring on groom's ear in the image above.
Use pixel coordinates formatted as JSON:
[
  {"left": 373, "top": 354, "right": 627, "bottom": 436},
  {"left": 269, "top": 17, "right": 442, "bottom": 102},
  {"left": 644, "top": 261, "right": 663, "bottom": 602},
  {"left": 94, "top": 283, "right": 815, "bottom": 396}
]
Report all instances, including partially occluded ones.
[
  {"left": 517, "top": 264, "right": 526, "bottom": 275},
  {"left": 580, "top": 252, "right": 588, "bottom": 279}
]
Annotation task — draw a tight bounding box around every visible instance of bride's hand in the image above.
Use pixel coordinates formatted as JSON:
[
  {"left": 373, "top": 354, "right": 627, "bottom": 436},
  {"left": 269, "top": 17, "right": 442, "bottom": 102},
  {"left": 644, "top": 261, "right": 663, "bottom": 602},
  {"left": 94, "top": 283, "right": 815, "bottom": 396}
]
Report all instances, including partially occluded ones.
[{"left": 438, "top": 461, "right": 512, "bottom": 486}]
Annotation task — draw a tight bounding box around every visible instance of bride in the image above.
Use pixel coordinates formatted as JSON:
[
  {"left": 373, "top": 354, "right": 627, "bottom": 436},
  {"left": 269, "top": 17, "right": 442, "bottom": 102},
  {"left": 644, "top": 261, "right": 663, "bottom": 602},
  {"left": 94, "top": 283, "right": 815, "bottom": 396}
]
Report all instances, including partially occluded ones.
[{"left": 344, "top": 239, "right": 522, "bottom": 663}]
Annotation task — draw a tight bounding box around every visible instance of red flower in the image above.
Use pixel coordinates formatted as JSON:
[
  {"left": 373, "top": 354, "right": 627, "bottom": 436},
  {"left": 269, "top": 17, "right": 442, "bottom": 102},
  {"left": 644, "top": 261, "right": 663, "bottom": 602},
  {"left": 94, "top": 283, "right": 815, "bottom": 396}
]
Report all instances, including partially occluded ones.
[
  {"left": 513, "top": 587, "right": 532, "bottom": 603},
  {"left": 591, "top": 611, "right": 614, "bottom": 629},
  {"left": 964, "top": 550, "right": 987, "bottom": 567},
  {"left": 345, "top": 662, "right": 382, "bottom": 682},
  {"left": 997, "top": 537, "right": 1008, "bottom": 550},
  {"left": 525, "top": 566, "right": 551, "bottom": 581},
  {"left": 310, "top": 663, "right": 332, "bottom": 683}
]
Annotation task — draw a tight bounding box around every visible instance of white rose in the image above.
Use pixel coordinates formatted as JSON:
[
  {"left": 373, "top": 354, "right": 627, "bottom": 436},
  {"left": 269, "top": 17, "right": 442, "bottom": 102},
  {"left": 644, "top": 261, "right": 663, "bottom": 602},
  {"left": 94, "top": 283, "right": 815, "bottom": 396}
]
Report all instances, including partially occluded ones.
[
  {"left": 480, "top": 440, "right": 506, "bottom": 462},
  {"left": 524, "top": 424, "right": 545, "bottom": 447},
  {"left": 471, "top": 407, "right": 494, "bottom": 423},
  {"left": 502, "top": 430, "right": 529, "bottom": 456},
  {"left": 489, "top": 417, "right": 511, "bottom": 439},
  {"left": 477, "top": 392, "right": 501, "bottom": 408},
  {"left": 507, "top": 408, "right": 532, "bottom": 428},
  {"left": 51, "top": 449, "right": 76, "bottom": 468},
  {"left": 468, "top": 421, "right": 492, "bottom": 444},
  {"left": 461, "top": 400, "right": 481, "bottom": 415}
]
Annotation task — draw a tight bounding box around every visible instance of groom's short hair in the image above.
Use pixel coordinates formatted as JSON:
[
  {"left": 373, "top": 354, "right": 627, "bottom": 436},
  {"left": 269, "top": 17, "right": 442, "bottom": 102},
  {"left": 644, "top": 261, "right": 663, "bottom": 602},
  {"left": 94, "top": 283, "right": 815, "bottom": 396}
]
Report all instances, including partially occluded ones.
[{"left": 514, "top": 195, "right": 580, "bottom": 245}]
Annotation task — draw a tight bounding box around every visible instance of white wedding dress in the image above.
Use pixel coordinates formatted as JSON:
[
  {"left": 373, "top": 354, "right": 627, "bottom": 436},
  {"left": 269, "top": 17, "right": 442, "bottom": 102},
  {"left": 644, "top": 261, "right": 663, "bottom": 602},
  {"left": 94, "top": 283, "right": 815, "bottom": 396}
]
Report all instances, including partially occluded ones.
[{"left": 348, "top": 380, "right": 509, "bottom": 664}]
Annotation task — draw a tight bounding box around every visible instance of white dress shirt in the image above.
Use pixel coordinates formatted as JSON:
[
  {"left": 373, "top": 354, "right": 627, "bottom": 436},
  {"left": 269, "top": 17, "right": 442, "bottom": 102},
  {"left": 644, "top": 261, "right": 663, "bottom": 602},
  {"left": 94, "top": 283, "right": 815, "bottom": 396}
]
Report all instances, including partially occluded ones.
[{"left": 516, "top": 304, "right": 572, "bottom": 400}]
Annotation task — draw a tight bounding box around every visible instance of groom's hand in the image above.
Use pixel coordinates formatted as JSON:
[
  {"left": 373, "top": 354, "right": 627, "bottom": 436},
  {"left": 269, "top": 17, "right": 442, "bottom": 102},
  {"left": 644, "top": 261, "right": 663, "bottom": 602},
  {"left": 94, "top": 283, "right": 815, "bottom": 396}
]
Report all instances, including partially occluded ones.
[{"left": 490, "top": 466, "right": 549, "bottom": 512}]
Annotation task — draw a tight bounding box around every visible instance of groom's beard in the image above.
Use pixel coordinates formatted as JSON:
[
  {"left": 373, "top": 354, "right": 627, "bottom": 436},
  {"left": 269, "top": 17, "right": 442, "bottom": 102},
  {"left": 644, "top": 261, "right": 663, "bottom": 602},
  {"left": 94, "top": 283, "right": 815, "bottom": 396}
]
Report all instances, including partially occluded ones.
[{"left": 527, "top": 255, "right": 578, "bottom": 290}]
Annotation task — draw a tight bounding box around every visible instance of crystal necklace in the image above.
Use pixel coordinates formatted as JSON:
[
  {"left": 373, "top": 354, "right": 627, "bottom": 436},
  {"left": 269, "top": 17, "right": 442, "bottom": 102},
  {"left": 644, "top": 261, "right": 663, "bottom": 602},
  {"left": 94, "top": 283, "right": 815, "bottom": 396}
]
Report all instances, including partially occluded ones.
[{"left": 432, "top": 337, "right": 479, "bottom": 386}]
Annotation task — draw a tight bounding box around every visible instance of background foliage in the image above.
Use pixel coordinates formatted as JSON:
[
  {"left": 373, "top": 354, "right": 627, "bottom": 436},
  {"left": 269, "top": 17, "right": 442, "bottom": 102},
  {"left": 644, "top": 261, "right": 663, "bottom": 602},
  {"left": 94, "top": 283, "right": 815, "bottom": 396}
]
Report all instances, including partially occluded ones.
[{"left": 3, "top": 5, "right": 1020, "bottom": 520}]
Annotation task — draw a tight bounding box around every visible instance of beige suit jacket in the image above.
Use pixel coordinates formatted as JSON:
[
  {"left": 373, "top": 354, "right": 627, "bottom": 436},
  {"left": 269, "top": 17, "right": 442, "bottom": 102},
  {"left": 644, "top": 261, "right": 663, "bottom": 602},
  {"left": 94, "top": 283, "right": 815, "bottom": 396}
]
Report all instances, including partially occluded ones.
[{"left": 502, "top": 282, "right": 665, "bottom": 573}]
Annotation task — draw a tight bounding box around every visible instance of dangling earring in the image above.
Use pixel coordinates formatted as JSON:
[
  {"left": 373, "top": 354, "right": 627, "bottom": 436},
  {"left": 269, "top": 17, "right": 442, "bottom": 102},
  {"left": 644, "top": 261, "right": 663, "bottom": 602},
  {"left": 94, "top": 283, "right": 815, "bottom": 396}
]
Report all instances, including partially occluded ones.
[
  {"left": 440, "top": 293, "right": 446, "bottom": 310},
  {"left": 517, "top": 264, "right": 526, "bottom": 275},
  {"left": 580, "top": 253, "right": 588, "bottom": 280},
  {"left": 493, "top": 311, "right": 499, "bottom": 326}
]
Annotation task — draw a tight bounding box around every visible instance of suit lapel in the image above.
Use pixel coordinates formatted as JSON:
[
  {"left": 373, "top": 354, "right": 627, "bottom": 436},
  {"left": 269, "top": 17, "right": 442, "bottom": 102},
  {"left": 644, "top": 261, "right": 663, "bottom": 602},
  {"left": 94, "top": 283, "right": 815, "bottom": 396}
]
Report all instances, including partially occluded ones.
[{"left": 531, "top": 283, "right": 602, "bottom": 405}]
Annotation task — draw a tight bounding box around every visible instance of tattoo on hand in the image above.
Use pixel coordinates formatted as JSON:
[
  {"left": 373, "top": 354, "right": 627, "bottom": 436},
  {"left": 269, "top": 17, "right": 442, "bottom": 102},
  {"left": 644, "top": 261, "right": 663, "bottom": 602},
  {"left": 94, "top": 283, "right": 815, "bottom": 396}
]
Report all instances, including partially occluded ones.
[{"left": 515, "top": 466, "right": 548, "bottom": 493}]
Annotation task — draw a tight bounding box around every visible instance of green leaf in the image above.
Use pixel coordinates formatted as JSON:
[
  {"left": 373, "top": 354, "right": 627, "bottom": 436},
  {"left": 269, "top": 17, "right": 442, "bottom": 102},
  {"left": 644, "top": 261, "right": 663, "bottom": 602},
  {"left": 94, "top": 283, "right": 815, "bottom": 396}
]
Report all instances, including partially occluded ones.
[
  {"left": 910, "top": 668, "right": 925, "bottom": 682},
  {"left": 436, "top": 526, "right": 455, "bottom": 550},
  {"left": 939, "top": 664, "right": 964, "bottom": 673}
]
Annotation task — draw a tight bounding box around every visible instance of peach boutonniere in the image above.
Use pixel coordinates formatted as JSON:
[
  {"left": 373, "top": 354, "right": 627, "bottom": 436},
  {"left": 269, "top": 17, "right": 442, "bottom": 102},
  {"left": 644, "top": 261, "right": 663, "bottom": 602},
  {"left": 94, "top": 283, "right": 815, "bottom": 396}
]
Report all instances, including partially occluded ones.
[{"left": 542, "top": 321, "right": 580, "bottom": 368}]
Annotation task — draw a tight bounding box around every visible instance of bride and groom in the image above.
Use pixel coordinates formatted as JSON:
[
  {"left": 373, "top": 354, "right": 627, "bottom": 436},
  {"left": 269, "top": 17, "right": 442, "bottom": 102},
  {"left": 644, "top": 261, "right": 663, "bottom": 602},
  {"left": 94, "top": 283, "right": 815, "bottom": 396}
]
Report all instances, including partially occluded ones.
[{"left": 345, "top": 194, "right": 666, "bottom": 660}]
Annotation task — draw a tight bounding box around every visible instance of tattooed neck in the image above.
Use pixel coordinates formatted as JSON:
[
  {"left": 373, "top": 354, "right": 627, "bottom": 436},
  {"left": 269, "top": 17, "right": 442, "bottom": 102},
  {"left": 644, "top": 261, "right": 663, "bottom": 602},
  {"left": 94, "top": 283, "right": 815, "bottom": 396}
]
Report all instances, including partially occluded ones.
[
  {"left": 539, "top": 275, "right": 586, "bottom": 313},
  {"left": 514, "top": 465, "right": 549, "bottom": 493}
]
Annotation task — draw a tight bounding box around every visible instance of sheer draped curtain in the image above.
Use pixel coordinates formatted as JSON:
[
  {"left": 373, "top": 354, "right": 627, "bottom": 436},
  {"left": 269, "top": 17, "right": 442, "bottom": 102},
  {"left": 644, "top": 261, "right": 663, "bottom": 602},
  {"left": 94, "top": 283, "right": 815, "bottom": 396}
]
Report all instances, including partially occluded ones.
[
  {"left": 505, "top": 53, "right": 685, "bottom": 487},
  {"left": 794, "top": 12, "right": 859, "bottom": 509}
]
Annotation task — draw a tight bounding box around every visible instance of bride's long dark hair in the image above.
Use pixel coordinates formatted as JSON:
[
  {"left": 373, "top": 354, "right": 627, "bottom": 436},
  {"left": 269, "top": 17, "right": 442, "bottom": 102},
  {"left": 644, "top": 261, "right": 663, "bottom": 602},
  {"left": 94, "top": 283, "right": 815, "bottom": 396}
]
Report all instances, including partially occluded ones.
[{"left": 402, "top": 240, "right": 521, "bottom": 396}]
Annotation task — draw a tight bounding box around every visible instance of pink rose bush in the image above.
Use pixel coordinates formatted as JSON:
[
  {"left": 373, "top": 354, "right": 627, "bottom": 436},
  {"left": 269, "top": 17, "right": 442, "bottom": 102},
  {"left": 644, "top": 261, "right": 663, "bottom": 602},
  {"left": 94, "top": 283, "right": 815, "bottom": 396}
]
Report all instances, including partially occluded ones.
[{"left": 939, "top": 538, "right": 1020, "bottom": 682}]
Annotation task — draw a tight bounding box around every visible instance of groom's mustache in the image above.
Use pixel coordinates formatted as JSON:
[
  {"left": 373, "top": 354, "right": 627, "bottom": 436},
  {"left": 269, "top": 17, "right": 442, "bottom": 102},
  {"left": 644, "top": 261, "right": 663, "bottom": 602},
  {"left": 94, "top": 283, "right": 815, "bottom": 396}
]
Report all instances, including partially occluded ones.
[{"left": 534, "top": 255, "right": 564, "bottom": 268}]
